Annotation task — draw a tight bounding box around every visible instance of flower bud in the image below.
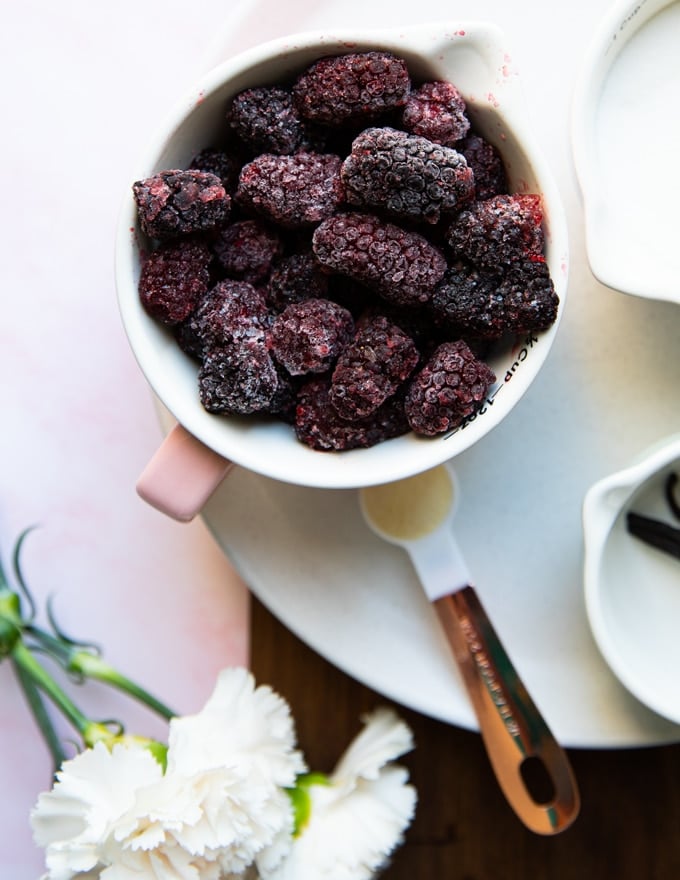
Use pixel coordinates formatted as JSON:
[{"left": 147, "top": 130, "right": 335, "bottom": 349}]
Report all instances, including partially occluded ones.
[
  {"left": 83, "top": 723, "right": 168, "bottom": 770},
  {"left": 0, "top": 591, "right": 22, "bottom": 657}
]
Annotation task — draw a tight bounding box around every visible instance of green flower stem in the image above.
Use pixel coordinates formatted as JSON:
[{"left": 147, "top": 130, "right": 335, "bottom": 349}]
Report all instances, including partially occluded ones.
[
  {"left": 23, "top": 625, "right": 73, "bottom": 665},
  {"left": 69, "top": 651, "right": 176, "bottom": 721},
  {"left": 11, "top": 640, "right": 91, "bottom": 740},
  {"left": 26, "top": 625, "right": 176, "bottom": 721},
  {"left": 11, "top": 656, "right": 67, "bottom": 771},
  {"left": 0, "top": 565, "right": 9, "bottom": 592}
]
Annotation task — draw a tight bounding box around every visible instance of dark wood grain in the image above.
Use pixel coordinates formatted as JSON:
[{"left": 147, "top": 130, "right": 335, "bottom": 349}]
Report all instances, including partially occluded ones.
[{"left": 250, "top": 597, "right": 680, "bottom": 880}]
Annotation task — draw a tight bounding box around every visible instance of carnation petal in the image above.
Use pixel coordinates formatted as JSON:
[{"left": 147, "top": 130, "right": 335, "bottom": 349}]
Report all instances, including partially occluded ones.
[
  {"left": 31, "top": 741, "right": 163, "bottom": 880},
  {"left": 332, "top": 708, "right": 414, "bottom": 787},
  {"left": 167, "top": 668, "right": 305, "bottom": 785}
]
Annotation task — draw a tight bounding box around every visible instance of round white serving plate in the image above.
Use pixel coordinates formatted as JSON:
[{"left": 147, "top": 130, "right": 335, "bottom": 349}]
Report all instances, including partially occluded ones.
[{"left": 152, "top": 0, "right": 680, "bottom": 749}]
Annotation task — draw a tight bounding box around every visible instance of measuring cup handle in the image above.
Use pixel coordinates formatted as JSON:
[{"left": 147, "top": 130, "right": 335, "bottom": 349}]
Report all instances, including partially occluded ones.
[
  {"left": 136, "top": 423, "right": 233, "bottom": 522},
  {"left": 434, "top": 586, "right": 580, "bottom": 835}
]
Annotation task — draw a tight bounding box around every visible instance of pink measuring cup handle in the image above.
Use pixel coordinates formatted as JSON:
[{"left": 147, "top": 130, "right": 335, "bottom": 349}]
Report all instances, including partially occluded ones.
[{"left": 136, "top": 422, "right": 233, "bottom": 522}]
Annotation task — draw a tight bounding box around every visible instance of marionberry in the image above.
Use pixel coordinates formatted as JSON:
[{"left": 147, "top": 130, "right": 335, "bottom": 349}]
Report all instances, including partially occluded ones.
[
  {"left": 404, "top": 340, "right": 495, "bottom": 436},
  {"left": 271, "top": 298, "right": 354, "bottom": 376},
  {"left": 266, "top": 252, "right": 329, "bottom": 310},
  {"left": 212, "top": 219, "right": 282, "bottom": 283},
  {"left": 236, "top": 151, "right": 344, "bottom": 228},
  {"left": 401, "top": 81, "right": 470, "bottom": 146},
  {"left": 133, "top": 169, "right": 230, "bottom": 240},
  {"left": 189, "top": 148, "right": 241, "bottom": 195},
  {"left": 446, "top": 194, "right": 544, "bottom": 270},
  {"left": 312, "top": 212, "right": 447, "bottom": 307},
  {"left": 295, "top": 378, "right": 409, "bottom": 451},
  {"left": 178, "top": 280, "right": 269, "bottom": 358},
  {"left": 228, "top": 87, "right": 304, "bottom": 155},
  {"left": 432, "top": 260, "right": 558, "bottom": 339},
  {"left": 355, "top": 301, "right": 442, "bottom": 355},
  {"left": 496, "top": 259, "right": 559, "bottom": 332},
  {"left": 330, "top": 316, "right": 419, "bottom": 420},
  {"left": 292, "top": 51, "right": 410, "bottom": 125},
  {"left": 198, "top": 341, "right": 279, "bottom": 414},
  {"left": 267, "top": 363, "right": 300, "bottom": 421},
  {"left": 138, "top": 238, "right": 212, "bottom": 325},
  {"left": 431, "top": 266, "right": 506, "bottom": 339},
  {"left": 341, "top": 127, "right": 475, "bottom": 223},
  {"left": 457, "top": 134, "right": 508, "bottom": 201}
]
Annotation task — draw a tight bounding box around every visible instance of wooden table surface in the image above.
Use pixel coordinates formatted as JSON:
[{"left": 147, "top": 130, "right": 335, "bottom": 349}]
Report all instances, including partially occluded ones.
[{"left": 250, "top": 597, "right": 680, "bottom": 879}]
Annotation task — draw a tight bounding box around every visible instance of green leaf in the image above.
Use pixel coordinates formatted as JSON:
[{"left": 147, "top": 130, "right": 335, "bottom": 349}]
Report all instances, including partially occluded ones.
[
  {"left": 286, "top": 772, "right": 330, "bottom": 836},
  {"left": 12, "top": 656, "right": 67, "bottom": 773},
  {"left": 145, "top": 740, "right": 168, "bottom": 772}
]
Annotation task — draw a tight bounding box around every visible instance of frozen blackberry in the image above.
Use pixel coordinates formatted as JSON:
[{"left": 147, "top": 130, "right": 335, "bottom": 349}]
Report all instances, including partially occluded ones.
[
  {"left": 431, "top": 266, "right": 505, "bottom": 339},
  {"left": 189, "top": 148, "right": 241, "bottom": 195},
  {"left": 198, "top": 341, "right": 279, "bottom": 414},
  {"left": 432, "top": 260, "right": 558, "bottom": 338},
  {"left": 446, "top": 194, "right": 545, "bottom": 270},
  {"left": 292, "top": 51, "right": 410, "bottom": 125},
  {"left": 138, "top": 238, "right": 212, "bottom": 325},
  {"left": 401, "top": 81, "right": 470, "bottom": 146},
  {"left": 497, "top": 259, "right": 559, "bottom": 332},
  {"left": 330, "top": 316, "right": 419, "bottom": 420},
  {"left": 132, "top": 169, "right": 230, "bottom": 240},
  {"left": 227, "top": 87, "right": 304, "bottom": 155},
  {"left": 404, "top": 340, "right": 495, "bottom": 436},
  {"left": 212, "top": 219, "right": 282, "bottom": 283},
  {"left": 457, "top": 134, "right": 508, "bottom": 201},
  {"left": 295, "top": 378, "right": 409, "bottom": 451},
  {"left": 355, "top": 301, "right": 441, "bottom": 355},
  {"left": 266, "top": 252, "right": 329, "bottom": 310},
  {"left": 179, "top": 279, "right": 269, "bottom": 358},
  {"left": 341, "top": 127, "right": 475, "bottom": 224},
  {"left": 271, "top": 298, "right": 354, "bottom": 376},
  {"left": 312, "top": 212, "right": 447, "bottom": 307},
  {"left": 267, "top": 363, "right": 300, "bottom": 421},
  {"left": 236, "top": 152, "right": 344, "bottom": 228}
]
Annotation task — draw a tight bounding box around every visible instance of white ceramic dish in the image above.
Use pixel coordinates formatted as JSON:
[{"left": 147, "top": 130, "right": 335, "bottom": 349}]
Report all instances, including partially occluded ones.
[
  {"left": 571, "top": 0, "right": 680, "bottom": 304},
  {"left": 583, "top": 435, "right": 680, "bottom": 725},
  {"left": 116, "top": 21, "right": 568, "bottom": 504}
]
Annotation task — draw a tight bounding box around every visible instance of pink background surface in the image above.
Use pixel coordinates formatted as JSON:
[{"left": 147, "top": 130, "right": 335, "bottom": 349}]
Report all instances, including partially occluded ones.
[{"left": 0, "top": 3, "right": 254, "bottom": 875}]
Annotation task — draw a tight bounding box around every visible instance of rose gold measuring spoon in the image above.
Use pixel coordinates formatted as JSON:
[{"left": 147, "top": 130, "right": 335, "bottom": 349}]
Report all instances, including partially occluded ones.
[{"left": 359, "top": 464, "right": 580, "bottom": 835}]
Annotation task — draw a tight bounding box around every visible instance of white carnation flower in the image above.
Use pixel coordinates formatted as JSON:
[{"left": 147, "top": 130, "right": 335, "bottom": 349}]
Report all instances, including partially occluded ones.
[
  {"left": 107, "top": 668, "right": 306, "bottom": 877},
  {"left": 259, "top": 708, "right": 416, "bottom": 880},
  {"left": 30, "top": 741, "right": 163, "bottom": 880},
  {"left": 32, "top": 668, "right": 306, "bottom": 880}
]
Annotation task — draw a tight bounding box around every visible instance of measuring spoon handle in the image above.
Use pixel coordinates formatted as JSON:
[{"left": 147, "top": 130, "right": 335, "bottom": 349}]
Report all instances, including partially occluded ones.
[{"left": 434, "top": 585, "right": 580, "bottom": 835}]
